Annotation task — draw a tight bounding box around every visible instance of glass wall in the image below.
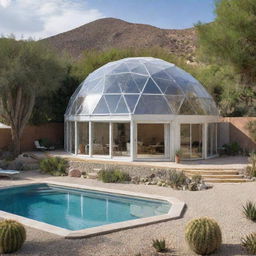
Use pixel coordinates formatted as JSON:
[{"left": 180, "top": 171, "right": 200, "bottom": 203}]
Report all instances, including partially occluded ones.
[
  {"left": 113, "top": 123, "right": 130, "bottom": 157},
  {"left": 180, "top": 124, "right": 202, "bottom": 159},
  {"left": 66, "top": 121, "right": 75, "bottom": 153},
  {"left": 207, "top": 123, "right": 217, "bottom": 157},
  {"left": 77, "top": 122, "right": 89, "bottom": 155},
  {"left": 92, "top": 122, "right": 109, "bottom": 155},
  {"left": 137, "top": 124, "right": 165, "bottom": 158}
]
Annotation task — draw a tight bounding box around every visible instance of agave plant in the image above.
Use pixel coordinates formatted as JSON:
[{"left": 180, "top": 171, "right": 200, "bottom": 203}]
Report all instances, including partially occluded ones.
[
  {"left": 152, "top": 239, "right": 167, "bottom": 253},
  {"left": 241, "top": 233, "right": 256, "bottom": 254},
  {"left": 243, "top": 201, "right": 256, "bottom": 221}
]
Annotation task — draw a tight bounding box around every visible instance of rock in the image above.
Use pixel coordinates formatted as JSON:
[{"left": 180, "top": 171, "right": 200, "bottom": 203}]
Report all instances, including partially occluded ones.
[
  {"left": 68, "top": 169, "right": 82, "bottom": 178},
  {"left": 131, "top": 176, "right": 140, "bottom": 184},
  {"left": 148, "top": 173, "right": 155, "bottom": 179},
  {"left": 145, "top": 182, "right": 150, "bottom": 185},
  {"left": 87, "top": 172, "right": 98, "bottom": 179},
  {"left": 157, "top": 181, "right": 162, "bottom": 186}
]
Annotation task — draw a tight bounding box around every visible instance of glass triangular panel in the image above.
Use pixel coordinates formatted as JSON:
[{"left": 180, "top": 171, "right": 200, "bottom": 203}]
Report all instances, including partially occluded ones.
[
  {"left": 152, "top": 70, "right": 170, "bottom": 80},
  {"left": 115, "top": 97, "right": 129, "bottom": 113},
  {"left": 104, "top": 75, "right": 121, "bottom": 93},
  {"left": 143, "top": 62, "right": 162, "bottom": 75},
  {"left": 111, "top": 63, "right": 130, "bottom": 74},
  {"left": 131, "top": 74, "right": 148, "bottom": 92},
  {"left": 143, "top": 78, "right": 162, "bottom": 94},
  {"left": 135, "top": 95, "right": 172, "bottom": 114},
  {"left": 86, "top": 79, "right": 104, "bottom": 94},
  {"left": 93, "top": 97, "right": 110, "bottom": 114},
  {"left": 178, "top": 97, "right": 197, "bottom": 115},
  {"left": 105, "top": 95, "right": 121, "bottom": 113},
  {"left": 165, "top": 95, "right": 184, "bottom": 114},
  {"left": 188, "top": 97, "right": 207, "bottom": 115},
  {"left": 118, "top": 73, "right": 140, "bottom": 93},
  {"left": 130, "top": 65, "right": 148, "bottom": 75},
  {"left": 124, "top": 95, "right": 140, "bottom": 113}
]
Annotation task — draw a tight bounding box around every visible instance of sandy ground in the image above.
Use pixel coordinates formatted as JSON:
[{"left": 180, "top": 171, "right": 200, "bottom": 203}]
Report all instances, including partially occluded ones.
[{"left": 0, "top": 171, "right": 255, "bottom": 256}]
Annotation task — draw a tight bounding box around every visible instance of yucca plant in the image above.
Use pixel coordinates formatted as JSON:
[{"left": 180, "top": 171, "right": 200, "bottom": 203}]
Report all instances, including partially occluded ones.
[
  {"left": 241, "top": 233, "right": 256, "bottom": 255},
  {"left": 243, "top": 201, "right": 256, "bottom": 221},
  {"left": 152, "top": 239, "right": 167, "bottom": 253},
  {"left": 0, "top": 220, "right": 26, "bottom": 253},
  {"left": 185, "top": 217, "right": 222, "bottom": 255}
]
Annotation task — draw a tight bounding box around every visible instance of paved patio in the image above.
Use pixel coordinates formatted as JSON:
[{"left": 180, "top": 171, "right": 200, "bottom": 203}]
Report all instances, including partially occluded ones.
[{"left": 30, "top": 150, "right": 248, "bottom": 170}]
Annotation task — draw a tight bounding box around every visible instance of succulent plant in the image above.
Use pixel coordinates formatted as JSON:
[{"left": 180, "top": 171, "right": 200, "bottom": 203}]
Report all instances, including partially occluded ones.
[
  {"left": 152, "top": 239, "right": 167, "bottom": 252},
  {"left": 243, "top": 201, "right": 256, "bottom": 222},
  {"left": 0, "top": 219, "right": 26, "bottom": 254},
  {"left": 241, "top": 233, "right": 256, "bottom": 255},
  {"left": 185, "top": 217, "right": 222, "bottom": 255}
]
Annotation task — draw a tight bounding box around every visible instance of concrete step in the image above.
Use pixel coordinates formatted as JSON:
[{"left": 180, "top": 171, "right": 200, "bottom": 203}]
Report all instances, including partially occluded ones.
[
  {"left": 188, "top": 174, "right": 244, "bottom": 179},
  {"left": 184, "top": 170, "right": 240, "bottom": 176},
  {"left": 204, "top": 178, "right": 250, "bottom": 183}
]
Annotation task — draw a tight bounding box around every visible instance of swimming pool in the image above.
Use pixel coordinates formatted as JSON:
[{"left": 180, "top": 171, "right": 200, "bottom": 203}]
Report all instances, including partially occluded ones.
[{"left": 0, "top": 182, "right": 185, "bottom": 238}]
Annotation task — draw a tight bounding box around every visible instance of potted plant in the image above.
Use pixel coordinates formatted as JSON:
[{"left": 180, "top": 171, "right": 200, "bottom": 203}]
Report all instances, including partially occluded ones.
[{"left": 175, "top": 149, "right": 183, "bottom": 163}]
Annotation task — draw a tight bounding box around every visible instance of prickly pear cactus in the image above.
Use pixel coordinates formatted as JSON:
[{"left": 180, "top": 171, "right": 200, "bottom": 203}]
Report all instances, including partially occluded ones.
[
  {"left": 185, "top": 217, "right": 222, "bottom": 255},
  {"left": 0, "top": 219, "right": 26, "bottom": 253}
]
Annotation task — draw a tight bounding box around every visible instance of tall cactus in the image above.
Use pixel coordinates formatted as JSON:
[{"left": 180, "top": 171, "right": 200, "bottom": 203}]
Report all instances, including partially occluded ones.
[
  {"left": 185, "top": 217, "right": 222, "bottom": 255},
  {"left": 0, "top": 220, "right": 26, "bottom": 253}
]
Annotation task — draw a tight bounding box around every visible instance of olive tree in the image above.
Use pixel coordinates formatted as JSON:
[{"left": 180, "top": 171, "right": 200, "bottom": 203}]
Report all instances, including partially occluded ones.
[{"left": 0, "top": 38, "right": 66, "bottom": 156}]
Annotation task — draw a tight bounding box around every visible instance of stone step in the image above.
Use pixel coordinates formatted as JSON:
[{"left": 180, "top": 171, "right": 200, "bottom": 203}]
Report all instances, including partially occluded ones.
[{"left": 198, "top": 174, "right": 244, "bottom": 179}]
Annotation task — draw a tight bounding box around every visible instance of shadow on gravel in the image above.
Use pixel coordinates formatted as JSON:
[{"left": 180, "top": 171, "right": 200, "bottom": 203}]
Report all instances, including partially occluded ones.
[{"left": 216, "top": 244, "right": 247, "bottom": 256}]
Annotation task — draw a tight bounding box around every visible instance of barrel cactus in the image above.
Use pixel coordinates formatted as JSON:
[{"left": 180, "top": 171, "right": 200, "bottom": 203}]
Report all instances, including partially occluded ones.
[
  {"left": 0, "top": 220, "right": 26, "bottom": 253},
  {"left": 185, "top": 217, "right": 222, "bottom": 255}
]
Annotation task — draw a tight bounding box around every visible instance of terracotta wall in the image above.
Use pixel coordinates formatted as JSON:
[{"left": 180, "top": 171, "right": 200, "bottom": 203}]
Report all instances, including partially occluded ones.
[
  {"left": 219, "top": 117, "right": 256, "bottom": 152},
  {"left": 0, "top": 123, "right": 64, "bottom": 152}
]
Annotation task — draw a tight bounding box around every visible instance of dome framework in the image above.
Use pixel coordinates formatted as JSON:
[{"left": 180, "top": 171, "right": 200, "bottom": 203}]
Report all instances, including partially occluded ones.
[{"left": 65, "top": 57, "right": 219, "bottom": 161}]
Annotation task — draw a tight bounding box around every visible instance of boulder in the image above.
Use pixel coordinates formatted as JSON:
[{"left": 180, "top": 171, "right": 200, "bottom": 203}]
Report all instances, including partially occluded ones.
[
  {"left": 87, "top": 172, "right": 98, "bottom": 179},
  {"left": 68, "top": 169, "right": 82, "bottom": 178}
]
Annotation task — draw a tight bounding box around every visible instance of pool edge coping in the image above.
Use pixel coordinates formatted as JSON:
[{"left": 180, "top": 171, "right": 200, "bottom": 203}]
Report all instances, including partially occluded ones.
[{"left": 0, "top": 181, "right": 185, "bottom": 239}]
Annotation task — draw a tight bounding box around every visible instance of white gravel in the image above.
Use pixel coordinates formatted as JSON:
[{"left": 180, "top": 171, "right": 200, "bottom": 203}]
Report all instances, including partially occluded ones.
[{"left": 1, "top": 171, "right": 255, "bottom": 256}]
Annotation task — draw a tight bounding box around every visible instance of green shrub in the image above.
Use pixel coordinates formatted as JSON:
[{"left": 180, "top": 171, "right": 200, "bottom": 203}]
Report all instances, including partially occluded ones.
[
  {"left": 185, "top": 217, "right": 222, "bottom": 255},
  {"left": 98, "top": 169, "right": 131, "bottom": 183},
  {"left": 242, "top": 233, "right": 256, "bottom": 255},
  {"left": 152, "top": 239, "right": 167, "bottom": 252},
  {"left": 223, "top": 142, "right": 241, "bottom": 155},
  {"left": 39, "top": 157, "right": 68, "bottom": 176},
  {"left": 247, "top": 120, "right": 256, "bottom": 142},
  {"left": 0, "top": 220, "right": 26, "bottom": 253},
  {"left": 191, "top": 174, "right": 202, "bottom": 184},
  {"left": 243, "top": 201, "right": 256, "bottom": 221},
  {"left": 246, "top": 153, "right": 256, "bottom": 178},
  {"left": 168, "top": 170, "right": 187, "bottom": 189}
]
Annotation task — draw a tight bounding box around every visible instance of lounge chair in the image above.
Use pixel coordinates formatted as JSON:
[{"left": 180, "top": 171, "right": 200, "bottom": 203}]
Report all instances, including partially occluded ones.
[
  {"left": 34, "top": 140, "right": 55, "bottom": 151},
  {"left": 0, "top": 169, "right": 20, "bottom": 179}
]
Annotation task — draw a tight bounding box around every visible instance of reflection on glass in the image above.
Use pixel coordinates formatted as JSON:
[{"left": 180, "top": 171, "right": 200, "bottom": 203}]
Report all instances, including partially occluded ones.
[
  {"left": 180, "top": 124, "right": 202, "bottom": 159},
  {"left": 113, "top": 123, "right": 130, "bottom": 157},
  {"left": 137, "top": 124, "right": 165, "bottom": 158},
  {"left": 93, "top": 122, "right": 109, "bottom": 155},
  {"left": 77, "top": 122, "right": 89, "bottom": 155},
  {"left": 69, "top": 121, "right": 75, "bottom": 154},
  {"left": 207, "top": 123, "right": 217, "bottom": 157}
]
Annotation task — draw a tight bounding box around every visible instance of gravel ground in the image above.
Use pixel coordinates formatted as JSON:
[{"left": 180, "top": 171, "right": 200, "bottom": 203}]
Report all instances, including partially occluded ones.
[{"left": 0, "top": 171, "right": 256, "bottom": 256}]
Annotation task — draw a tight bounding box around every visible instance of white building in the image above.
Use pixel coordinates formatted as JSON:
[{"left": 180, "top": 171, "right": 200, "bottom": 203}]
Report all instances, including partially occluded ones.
[{"left": 65, "top": 57, "right": 219, "bottom": 161}]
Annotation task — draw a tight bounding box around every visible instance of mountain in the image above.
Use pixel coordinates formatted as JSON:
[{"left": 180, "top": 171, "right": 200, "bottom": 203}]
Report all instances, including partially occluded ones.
[{"left": 43, "top": 18, "right": 196, "bottom": 59}]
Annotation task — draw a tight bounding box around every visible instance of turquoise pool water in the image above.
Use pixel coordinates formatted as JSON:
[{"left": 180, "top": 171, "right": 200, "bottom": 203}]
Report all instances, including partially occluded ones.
[{"left": 0, "top": 184, "right": 170, "bottom": 231}]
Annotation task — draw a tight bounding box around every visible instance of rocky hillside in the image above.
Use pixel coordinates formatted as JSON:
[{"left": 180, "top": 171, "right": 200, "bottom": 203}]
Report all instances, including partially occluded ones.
[{"left": 43, "top": 18, "right": 196, "bottom": 59}]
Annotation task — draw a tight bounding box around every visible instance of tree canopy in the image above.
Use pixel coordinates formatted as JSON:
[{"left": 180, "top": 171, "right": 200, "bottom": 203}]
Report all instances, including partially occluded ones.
[{"left": 0, "top": 38, "right": 66, "bottom": 155}]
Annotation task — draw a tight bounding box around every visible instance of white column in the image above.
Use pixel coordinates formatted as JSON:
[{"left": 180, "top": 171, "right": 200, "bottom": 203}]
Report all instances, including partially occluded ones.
[
  {"left": 203, "top": 123, "right": 208, "bottom": 159},
  {"left": 109, "top": 122, "right": 113, "bottom": 158},
  {"left": 89, "top": 121, "right": 92, "bottom": 157},
  {"left": 75, "top": 121, "right": 78, "bottom": 155},
  {"left": 130, "top": 121, "right": 136, "bottom": 161},
  {"left": 164, "top": 123, "right": 170, "bottom": 159}
]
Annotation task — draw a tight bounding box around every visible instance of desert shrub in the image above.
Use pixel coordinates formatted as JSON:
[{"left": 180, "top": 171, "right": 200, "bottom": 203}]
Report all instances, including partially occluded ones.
[
  {"left": 168, "top": 170, "right": 187, "bottom": 189},
  {"left": 185, "top": 217, "right": 222, "bottom": 255},
  {"left": 39, "top": 157, "right": 68, "bottom": 176},
  {"left": 98, "top": 169, "right": 131, "bottom": 183},
  {"left": 247, "top": 120, "right": 256, "bottom": 142},
  {"left": 223, "top": 142, "right": 241, "bottom": 155},
  {"left": 152, "top": 239, "right": 167, "bottom": 253},
  {"left": 0, "top": 220, "right": 26, "bottom": 253},
  {"left": 245, "top": 153, "right": 256, "bottom": 178},
  {"left": 191, "top": 174, "right": 202, "bottom": 184},
  {"left": 241, "top": 233, "right": 256, "bottom": 255},
  {"left": 243, "top": 201, "right": 256, "bottom": 221}
]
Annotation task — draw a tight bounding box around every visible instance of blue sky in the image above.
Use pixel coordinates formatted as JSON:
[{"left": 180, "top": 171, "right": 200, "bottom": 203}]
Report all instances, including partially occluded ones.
[
  {"left": 86, "top": 0, "right": 216, "bottom": 29},
  {"left": 0, "top": 0, "right": 216, "bottom": 39}
]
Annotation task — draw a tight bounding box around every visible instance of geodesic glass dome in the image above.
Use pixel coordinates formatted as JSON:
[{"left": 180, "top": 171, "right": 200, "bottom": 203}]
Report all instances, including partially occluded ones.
[{"left": 65, "top": 57, "right": 218, "bottom": 117}]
